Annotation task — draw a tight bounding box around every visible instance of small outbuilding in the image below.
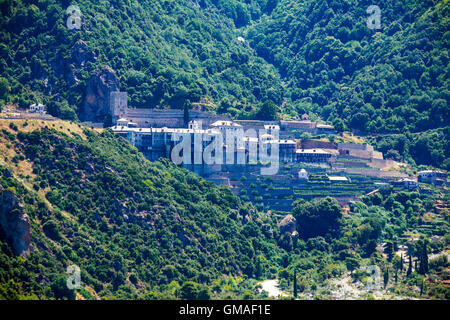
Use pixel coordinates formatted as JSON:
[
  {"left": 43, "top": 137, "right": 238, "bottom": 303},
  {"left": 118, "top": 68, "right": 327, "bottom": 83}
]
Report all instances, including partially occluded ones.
[
  {"left": 393, "top": 178, "right": 418, "bottom": 189},
  {"left": 298, "top": 168, "right": 308, "bottom": 180},
  {"left": 328, "top": 176, "right": 349, "bottom": 183},
  {"left": 430, "top": 235, "right": 441, "bottom": 243},
  {"left": 117, "top": 118, "right": 129, "bottom": 127},
  {"left": 29, "top": 103, "right": 45, "bottom": 114}
]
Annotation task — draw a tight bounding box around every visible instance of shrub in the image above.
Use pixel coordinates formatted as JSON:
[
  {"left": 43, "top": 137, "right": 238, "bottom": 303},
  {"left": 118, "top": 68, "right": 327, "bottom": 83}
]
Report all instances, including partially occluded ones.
[
  {"left": 43, "top": 219, "right": 61, "bottom": 240},
  {"left": 9, "top": 122, "right": 18, "bottom": 131}
]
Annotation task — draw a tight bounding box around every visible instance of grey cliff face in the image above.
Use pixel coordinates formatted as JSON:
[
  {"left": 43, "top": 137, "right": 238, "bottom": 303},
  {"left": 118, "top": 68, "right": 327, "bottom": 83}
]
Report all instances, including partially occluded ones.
[
  {"left": 80, "top": 66, "right": 120, "bottom": 122},
  {"left": 0, "top": 186, "right": 32, "bottom": 257}
]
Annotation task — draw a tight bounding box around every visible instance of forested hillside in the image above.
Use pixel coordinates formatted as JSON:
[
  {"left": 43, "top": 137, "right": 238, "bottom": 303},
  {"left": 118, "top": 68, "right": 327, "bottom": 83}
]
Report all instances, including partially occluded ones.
[
  {"left": 245, "top": 0, "right": 449, "bottom": 133},
  {"left": 0, "top": 0, "right": 283, "bottom": 118},
  {"left": 0, "top": 120, "right": 283, "bottom": 299},
  {"left": 0, "top": 0, "right": 448, "bottom": 130},
  {"left": 0, "top": 120, "right": 448, "bottom": 300},
  {"left": 0, "top": 0, "right": 449, "bottom": 302}
]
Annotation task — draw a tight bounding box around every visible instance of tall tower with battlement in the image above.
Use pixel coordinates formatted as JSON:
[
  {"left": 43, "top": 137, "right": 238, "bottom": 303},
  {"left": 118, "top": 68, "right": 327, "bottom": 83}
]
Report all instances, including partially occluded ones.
[{"left": 110, "top": 91, "right": 128, "bottom": 123}]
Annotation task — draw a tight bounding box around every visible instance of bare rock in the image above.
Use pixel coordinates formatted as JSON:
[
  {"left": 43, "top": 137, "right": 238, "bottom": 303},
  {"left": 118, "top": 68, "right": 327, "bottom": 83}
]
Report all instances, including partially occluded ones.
[
  {"left": 0, "top": 186, "right": 32, "bottom": 257},
  {"left": 66, "top": 64, "right": 79, "bottom": 87},
  {"left": 279, "top": 214, "right": 297, "bottom": 235},
  {"left": 71, "top": 40, "right": 96, "bottom": 69},
  {"left": 80, "top": 66, "right": 120, "bottom": 122},
  {"left": 242, "top": 214, "right": 252, "bottom": 225}
]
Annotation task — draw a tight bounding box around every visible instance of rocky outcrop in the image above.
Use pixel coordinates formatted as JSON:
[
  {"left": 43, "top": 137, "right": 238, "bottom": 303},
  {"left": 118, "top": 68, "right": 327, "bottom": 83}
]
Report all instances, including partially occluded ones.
[
  {"left": 48, "top": 40, "right": 97, "bottom": 89},
  {"left": 279, "top": 214, "right": 296, "bottom": 234},
  {"left": 80, "top": 66, "right": 120, "bottom": 122},
  {"left": 279, "top": 214, "right": 298, "bottom": 240},
  {"left": 0, "top": 186, "right": 32, "bottom": 257},
  {"left": 71, "top": 40, "right": 97, "bottom": 69},
  {"left": 66, "top": 40, "right": 97, "bottom": 87}
]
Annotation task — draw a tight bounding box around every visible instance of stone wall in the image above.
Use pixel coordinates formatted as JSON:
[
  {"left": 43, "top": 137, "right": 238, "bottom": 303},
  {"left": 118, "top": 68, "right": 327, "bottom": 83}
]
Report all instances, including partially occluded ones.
[
  {"left": 368, "top": 159, "right": 402, "bottom": 170},
  {"left": 114, "top": 106, "right": 229, "bottom": 128},
  {"left": 110, "top": 91, "right": 231, "bottom": 128},
  {"left": 338, "top": 143, "right": 373, "bottom": 152},
  {"left": 110, "top": 91, "right": 128, "bottom": 120},
  {"left": 300, "top": 140, "right": 337, "bottom": 149}
]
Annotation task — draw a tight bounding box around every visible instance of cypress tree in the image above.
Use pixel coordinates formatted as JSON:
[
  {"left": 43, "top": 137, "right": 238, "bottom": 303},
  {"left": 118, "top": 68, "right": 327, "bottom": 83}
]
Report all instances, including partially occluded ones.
[
  {"left": 407, "top": 254, "right": 412, "bottom": 276},
  {"left": 419, "top": 250, "right": 424, "bottom": 274},
  {"left": 418, "top": 240, "right": 429, "bottom": 275},
  {"left": 183, "top": 100, "right": 191, "bottom": 125},
  {"left": 385, "top": 241, "right": 394, "bottom": 262},
  {"left": 420, "top": 279, "right": 424, "bottom": 296},
  {"left": 400, "top": 254, "right": 403, "bottom": 272},
  {"left": 383, "top": 268, "right": 389, "bottom": 288},
  {"left": 293, "top": 270, "right": 297, "bottom": 298}
]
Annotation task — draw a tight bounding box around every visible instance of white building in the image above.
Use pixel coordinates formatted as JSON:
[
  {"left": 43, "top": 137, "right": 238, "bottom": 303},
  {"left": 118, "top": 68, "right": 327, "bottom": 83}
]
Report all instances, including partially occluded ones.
[
  {"left": 394, "top": 178, "right": 418, "bottom": 189},
  {"left": 210, "top": 120, "right": 242, "bottom": 131},
  {"left": 188, "top": 120, "right": 202, "bottom": 130},
  {"left": 417, "top": 170, "right": 447, "bottom": 185},
  {"left": 29, "top": 103, "right": 45, "bottom": 114},
  {"left": 298, "top": 169, "right": 308, "bottom": 180},
  {"left": 117, "top": 118, "right": 129, "bottom": 127},
  {"left": 264, "top": 124, "right": 280, "bottom": 134},
  {"left": 328, "top": 176, "right": 349, "bottom": 183},
  {"left": 116, "top": 118, "right": 138, "bottom": 128}
]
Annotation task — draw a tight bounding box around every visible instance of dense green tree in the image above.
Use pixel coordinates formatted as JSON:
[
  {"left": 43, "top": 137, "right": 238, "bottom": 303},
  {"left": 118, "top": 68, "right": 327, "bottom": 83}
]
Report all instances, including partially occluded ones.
[
  {"left": 407, "top": 254, "right": 413, "bottom": 277},
  {"left": 345, "top": 256, "right": 359, "bottom": 274},
  {"left": 293, "top": 197, "right": 342, "bottom": 239},
  {"left": 418, "top": 239, "right": 429, "bottom": 275},
  {"left": 180, "top": 281, "right": 199, "bottom": 300},
  {"left": 50, "top": 275, "right": 76, "bottom": 300},
  {"left": 0, "top": 77, "right": 9, "bottom": 100},
  {"left": 255, "top": 100, "right": 278, "bottom": 121}
]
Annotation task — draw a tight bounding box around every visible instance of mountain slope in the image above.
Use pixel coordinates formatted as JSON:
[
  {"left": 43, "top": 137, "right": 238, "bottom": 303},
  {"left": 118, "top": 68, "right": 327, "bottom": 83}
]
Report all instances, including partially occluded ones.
[
  {"left": 0, "top": 0, "right": 283, "bottom": 118},
  {"left": 245, "top": 0, "right": 449, "bottom": 133},
  {"left": 0, "top": 119, "right": 280, "bottom": 299},
  {"left": 0, "top": 0, "right": 448, "bottom": 132},
  {"left": 1, "top": 119, "right": 448, "bottom": 300}
]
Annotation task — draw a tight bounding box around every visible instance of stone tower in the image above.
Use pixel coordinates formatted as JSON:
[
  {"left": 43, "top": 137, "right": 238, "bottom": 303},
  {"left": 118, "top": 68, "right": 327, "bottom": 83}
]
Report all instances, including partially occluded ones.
[{"left": 110, "top": 91, "right": 128, "bottom": 124}]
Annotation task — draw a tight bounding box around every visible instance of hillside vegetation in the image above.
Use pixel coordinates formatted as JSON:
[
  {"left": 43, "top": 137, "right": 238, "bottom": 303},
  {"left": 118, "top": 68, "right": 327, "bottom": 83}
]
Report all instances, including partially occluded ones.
[
  {"left": 1, "top": 0, "right": 448, "bottom": 129},
  {"left": 1, "top": 0, "right": 448, "bottom": 169},
  {"left": 0, "top": 120, "right": 448, "bottom": 300},
  {"left": 0, "top": 0, "right": 283, "bottom": 117},
  {"left": 0, "top": 0, "right": 449, "bottom": 301},
  {"left": 246, "top": 0, "right": 449, "bottom": 133},
  {"left": 0, "top": 119, "right": 281, "bottom": 299}
]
